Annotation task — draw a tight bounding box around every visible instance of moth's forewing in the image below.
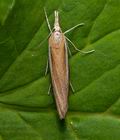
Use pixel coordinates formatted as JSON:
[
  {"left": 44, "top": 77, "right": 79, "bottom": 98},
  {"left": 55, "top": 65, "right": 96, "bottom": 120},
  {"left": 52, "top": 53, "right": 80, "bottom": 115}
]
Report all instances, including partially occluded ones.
[{"left": 49, "top": 33, "right": 69, "bottom": 119}]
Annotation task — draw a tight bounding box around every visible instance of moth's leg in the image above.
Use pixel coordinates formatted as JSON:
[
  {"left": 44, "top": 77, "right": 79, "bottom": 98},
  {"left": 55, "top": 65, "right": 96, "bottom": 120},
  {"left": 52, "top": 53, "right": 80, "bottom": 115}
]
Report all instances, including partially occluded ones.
[
  {"left": 65, "top": 41, "right": 72, "bottom": 57},
  {"left": 45, "top": 59, "right": 49, "bottom": 76},
  {"left": 70, "top": 82, "right": 75, "bottom": 93},
  {"left": 48, "top": 84, "right": 52, "bottom": 95},
  {"left": 36, "top": 32, "right": 53, "bottom": 50},
  {"left": 64, "top": 23, "right": 84, "bottom": 34},
  {"left": 67, "top": 45, "right": 72, "bottom": 56},
  {"left": 65, "top": 36, "right": 95, "bottom": 54},
  {"left": 44, "top": 8, "right": 52, "bottom": 33},
  {"left": 65, "top": 41, "right": 72, "bottom": 56}
]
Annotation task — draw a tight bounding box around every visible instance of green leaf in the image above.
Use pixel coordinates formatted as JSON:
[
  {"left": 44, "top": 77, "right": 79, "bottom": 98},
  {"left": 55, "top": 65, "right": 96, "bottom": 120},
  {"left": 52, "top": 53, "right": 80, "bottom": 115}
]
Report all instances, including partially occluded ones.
[{"left": 0, "top": 0, "right": 120, "bottom": 139}]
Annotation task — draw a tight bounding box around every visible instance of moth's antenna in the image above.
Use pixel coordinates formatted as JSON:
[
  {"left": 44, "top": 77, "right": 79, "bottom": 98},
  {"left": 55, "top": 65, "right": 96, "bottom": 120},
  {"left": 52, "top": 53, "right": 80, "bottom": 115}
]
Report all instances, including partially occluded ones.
[{"left": 44, "top": 7, "right": 52, "bottom": 33}]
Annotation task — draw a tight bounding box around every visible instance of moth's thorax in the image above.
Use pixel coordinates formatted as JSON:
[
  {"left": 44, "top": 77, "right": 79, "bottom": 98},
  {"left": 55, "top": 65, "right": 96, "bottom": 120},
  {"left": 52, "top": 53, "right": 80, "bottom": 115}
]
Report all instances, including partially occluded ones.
[
  {"left": 49, "top": 32, "right": 65, "bottom": 49},
  {"left": 53, "top": 30, "right": 62, "bottom": 44}
]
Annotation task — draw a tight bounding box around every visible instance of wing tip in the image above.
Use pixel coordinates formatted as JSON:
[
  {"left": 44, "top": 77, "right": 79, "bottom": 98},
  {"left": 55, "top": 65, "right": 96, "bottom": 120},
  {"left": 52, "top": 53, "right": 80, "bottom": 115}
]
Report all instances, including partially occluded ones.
[{"left": 58, "top": 104, "right": 68, "bottom": 120}]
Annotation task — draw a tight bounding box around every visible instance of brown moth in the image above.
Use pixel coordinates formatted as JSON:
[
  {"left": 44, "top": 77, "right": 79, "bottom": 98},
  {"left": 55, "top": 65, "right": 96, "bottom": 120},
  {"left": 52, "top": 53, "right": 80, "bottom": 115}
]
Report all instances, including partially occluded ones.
[
  {"left": 49, "top": 11, "right": 69, "bottom": 119},
  {"left": 44, "top": 9, "right": 94, "bottom": 119}
]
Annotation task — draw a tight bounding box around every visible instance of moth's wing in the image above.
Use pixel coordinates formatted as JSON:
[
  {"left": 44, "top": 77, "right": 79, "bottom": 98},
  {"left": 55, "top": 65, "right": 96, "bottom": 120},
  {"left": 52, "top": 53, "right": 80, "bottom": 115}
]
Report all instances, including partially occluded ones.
[
  {"left": 65, "top": 40, "right": 69, "bottom": 84},
  {"left": 48, "top": 38, "right": 69, "bottom": 119}
]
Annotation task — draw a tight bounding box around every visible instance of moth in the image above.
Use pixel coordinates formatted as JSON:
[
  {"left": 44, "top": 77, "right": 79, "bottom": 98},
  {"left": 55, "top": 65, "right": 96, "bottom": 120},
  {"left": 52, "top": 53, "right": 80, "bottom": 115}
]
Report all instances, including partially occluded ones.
[{"left": 44, "top": 9, "right": 94, "bottom": 119}]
